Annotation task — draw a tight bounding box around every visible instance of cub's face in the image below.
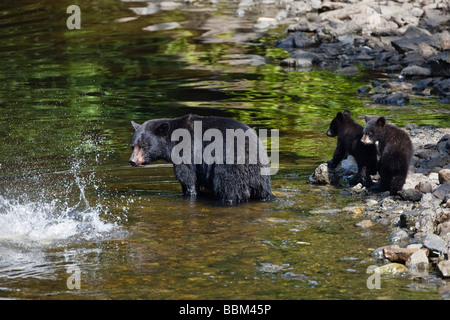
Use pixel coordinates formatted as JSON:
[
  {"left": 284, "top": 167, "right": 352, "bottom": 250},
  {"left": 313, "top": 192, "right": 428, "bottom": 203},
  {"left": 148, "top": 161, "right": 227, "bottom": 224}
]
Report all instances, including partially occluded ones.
[
  {"left": 326, "top": 117, "right": 339, "bottom": 137},
  {"left": 326, "top": 110, "right": 351, "bottom": 137},
  {"left": 361, "top": 116, "right": 385, "bottom": 145},
  {"left": 129, "top": 120, "right": 170, "bottom": 166}
]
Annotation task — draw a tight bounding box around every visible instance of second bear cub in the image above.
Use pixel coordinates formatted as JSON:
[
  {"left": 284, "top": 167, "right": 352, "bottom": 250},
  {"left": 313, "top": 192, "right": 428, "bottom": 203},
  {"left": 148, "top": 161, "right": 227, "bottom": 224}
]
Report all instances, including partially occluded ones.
[
  {"left": 326, "top": 110, "right": 378, "bottom": 187},
  {"left": 361, "top": 116, "right": 413, "bottom": 195}
]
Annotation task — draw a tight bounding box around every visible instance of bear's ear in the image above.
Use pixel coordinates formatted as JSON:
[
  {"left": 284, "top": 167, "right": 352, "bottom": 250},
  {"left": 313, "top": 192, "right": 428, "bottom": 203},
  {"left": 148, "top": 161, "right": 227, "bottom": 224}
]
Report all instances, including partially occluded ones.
[
  {"left": 376, "top": 116, "right": 386, "bottom": 127},
  {"left": 336, "top": 112, "right": 344, "bottom": 121},
  {"left": 131, "top": 121, "right": 141, "bottom": 131},
  {"left": 343, "top": 110, "right": 351, "bottom": 118},
  {"left": 155, "top": 122, "right": 170, "bottom": 136},
  {"left": 364, "top": 116, "right": 371, "bottom": 123}
]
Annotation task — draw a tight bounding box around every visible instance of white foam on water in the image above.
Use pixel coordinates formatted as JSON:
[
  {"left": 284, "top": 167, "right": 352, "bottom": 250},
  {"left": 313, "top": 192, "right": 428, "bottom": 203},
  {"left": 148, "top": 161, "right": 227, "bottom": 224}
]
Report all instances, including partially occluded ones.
[
  {"left": 0, "top": 140, "right": 130, "bottom": 249},
  {"left": 0, "top": 196, "right": 119, "bottom": 246}
]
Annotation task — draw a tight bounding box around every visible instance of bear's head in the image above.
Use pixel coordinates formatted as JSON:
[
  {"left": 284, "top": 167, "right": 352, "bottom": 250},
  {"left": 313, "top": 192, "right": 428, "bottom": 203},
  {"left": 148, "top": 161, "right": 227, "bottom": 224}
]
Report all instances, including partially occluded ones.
[
  {"left": 326, "top": 110, "right": 351, "bottom": 137},
  {"left": 361, "top": 116, "right": 386, "bottom": 145},
  {"left": 129, "top": 120, "right": 171, "bottom": 166}
]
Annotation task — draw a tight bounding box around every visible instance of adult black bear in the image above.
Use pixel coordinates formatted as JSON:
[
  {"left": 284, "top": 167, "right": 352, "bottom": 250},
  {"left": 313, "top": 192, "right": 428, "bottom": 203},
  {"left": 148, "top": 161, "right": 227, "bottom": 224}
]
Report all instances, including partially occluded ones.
[
  {"left": 361, "top": 116, "right": 413, "bottom": 195},
  {"left": 129, "top": 114, "right": 272, "bottom": 203},
  {"left": 326, "top": 110, "right": 378, "bottom": 187}
]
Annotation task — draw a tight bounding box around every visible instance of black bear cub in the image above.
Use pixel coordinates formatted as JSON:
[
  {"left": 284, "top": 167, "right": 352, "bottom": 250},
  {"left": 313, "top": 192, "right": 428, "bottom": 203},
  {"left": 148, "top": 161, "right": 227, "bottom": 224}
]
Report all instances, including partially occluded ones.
[
  {"left": 129, "top": 114, "right": 272, "bottom": 203},
  {"left": 326, "top": 110, "right": 378, "bottom": 187},
  {"left": 361, "top": 116, "right": 413, "bottom": 195}
]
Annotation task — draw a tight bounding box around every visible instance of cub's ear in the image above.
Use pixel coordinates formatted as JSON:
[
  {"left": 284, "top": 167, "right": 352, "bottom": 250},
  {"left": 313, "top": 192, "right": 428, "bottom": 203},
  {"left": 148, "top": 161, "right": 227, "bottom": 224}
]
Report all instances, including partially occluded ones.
[
  {"left": 131, "top": 121, "right": 141, "bottom": 131},
  {"left": 155, "top": 122, "right": 170, "bottom": 136},
  {"left": 336, "top": 112, "right": 344, "bottom": 121},
  {"left": 376, "top": 116, "right": 386, "bottom": 127},
  {"left": 343, "top": 110, "right": 351, "bottom": 118},
  {"left": 364, "top": 116, "right": 371, "bottom": 123}
]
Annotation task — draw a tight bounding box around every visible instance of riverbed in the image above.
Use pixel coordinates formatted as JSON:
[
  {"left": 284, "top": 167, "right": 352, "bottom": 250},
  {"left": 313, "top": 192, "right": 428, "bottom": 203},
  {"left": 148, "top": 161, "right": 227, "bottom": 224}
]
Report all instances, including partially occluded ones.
[{"left": 0, "top": 0, "right": 447, "bottom": 299}]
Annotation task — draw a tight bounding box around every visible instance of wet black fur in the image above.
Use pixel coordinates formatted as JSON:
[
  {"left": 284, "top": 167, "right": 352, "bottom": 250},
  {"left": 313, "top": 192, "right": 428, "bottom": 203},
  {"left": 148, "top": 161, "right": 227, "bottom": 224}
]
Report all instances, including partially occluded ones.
[
  {"left": 362, "top": 116, "right": 413, "bottom": 195},
  {"left": 326, "top": 110, "right": 378, "bottom": 187},
  {"left": 130, "top": 114, "right": 272, "bottom": 203}
]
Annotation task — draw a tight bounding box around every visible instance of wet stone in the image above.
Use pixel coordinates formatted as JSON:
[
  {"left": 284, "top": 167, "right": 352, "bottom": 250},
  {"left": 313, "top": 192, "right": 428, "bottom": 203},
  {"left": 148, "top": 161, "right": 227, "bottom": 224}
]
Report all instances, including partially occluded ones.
[
  {"left": 415, "top": 181, "right": 432, "bottom": 193},
  {"left": 438, "top": 260, "right": 450, "bottom": 278},
  {"left": 398, "top": 188, "right": 423, "bottom": 202},
  {"left": 388, "top": 229, "right": 410, "bottom": 243},
  {"left": 406, "top": 250, "right": 429, "bottom": 275},
  {"left": 400, "top": 65, "right": 431, "bottom": 78},
  {"left": 423, "top": 234, "right": 447, "bottom": 255},
  {"left": 438, "top": 169, "right": 450, "bottom": 184}
]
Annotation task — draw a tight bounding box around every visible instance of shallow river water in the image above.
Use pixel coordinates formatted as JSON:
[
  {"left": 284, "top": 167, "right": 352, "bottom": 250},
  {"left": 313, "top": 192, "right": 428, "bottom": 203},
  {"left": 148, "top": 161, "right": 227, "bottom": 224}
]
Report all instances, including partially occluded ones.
[{"left": 0, "top": 0, "right": 447, "bottom": 299}]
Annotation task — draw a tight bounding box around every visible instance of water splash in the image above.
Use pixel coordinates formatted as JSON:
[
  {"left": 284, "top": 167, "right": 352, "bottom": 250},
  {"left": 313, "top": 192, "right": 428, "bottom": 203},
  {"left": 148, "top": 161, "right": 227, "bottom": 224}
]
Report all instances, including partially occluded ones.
[
  {"left": 0, "top": 196, "right": 119, "bottom": 246},
  {"left": 0, "top": 144, "right": 128, "bottom": 248}
]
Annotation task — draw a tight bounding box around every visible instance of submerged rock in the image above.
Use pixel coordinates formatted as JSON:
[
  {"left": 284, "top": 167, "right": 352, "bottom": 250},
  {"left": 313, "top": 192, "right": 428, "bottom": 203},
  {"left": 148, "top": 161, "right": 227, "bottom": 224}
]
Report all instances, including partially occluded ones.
[
  {"left": 388, "top": 229, "right": 410, "bottom": 243},
  {"left": 142, "top": 22, "right": 180, "bottom": 32},
  {"left": 373, "top": 263, "right": 408, "bottom": 274}
]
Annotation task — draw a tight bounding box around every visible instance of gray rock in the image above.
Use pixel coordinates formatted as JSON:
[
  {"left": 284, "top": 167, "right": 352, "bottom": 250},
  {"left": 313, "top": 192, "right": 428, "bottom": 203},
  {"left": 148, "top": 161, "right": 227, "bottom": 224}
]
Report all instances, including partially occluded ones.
[
  {"left": 415, "top": 214, "right": 435, "bottom": 234},
  {"left": 437, "top": 221, "right": 450, "bottom": 237},
  {"left": 356, "top": 219, "right": 374, "bottom": 228},
  {"left": 402, "top": 25, "right": 432, "bottom": 39},
  {"left": 294, "top": 32, "right": 316, "bottom": 48},
  {"left": 391, "top": 36, "right": 424, "bottom": 53},
  {"left": 357, "top": 86, "right": 371, "bottom": 96},
  {"left": 219, "top": 54, "right": 266, "bottom": 66},
  {"left": 415, "top": 181, "right": 432, "bottom": 193},
  {"left": 311, "top": 163, "right": 338, "bottom": 185},
  {"left": 398, "top": 188, "right": 423, "bottom": 201},
  {"left": 335, "top": 66, "right": 359, "bottom": 76},
  {"left": 371, "top": 245, "right": 399, "bottom": 259},
  {"left": 439, "top": 169, "right": 450, "bottom": 184},
  {"left": 428, "top": 52, "right": 450, "bottom": 77},
  {"left": 437, "top": 134, "right": 450, "bottom": 155},
  {"left": 418, "top": 42, "right": 438, "bottom": 60},
  {"left": 438, "top": 260, "right": 450, "bottom": 278},
  {"left": 142, "top": 22, "right": 180, "bottom": 32},
  {"left": 412, "top": 78, "right": 435, "bottom": 93},
  {"left": 400, "top": 66, "right": 431, "bottom": 78},
  {"left": 295, "top": 57, "right": 313, "bottom": 69},
  {"left": 373, "top": 92, "right": 409, "bottom": 106},
  {"left": 427, "top": 154, "right": 450, "bottom": 168},
  {"left": 406, "top": 250, "right": 429, "bottom": 275},
  {"left": 423, "top": 234, "right": 447, "bottom": 254},
  {"left": 433, "top": 183, "right": 450, "bottom": 200},
  {"left": 388, "top": 229, "right": 410, "bottom": 243}
]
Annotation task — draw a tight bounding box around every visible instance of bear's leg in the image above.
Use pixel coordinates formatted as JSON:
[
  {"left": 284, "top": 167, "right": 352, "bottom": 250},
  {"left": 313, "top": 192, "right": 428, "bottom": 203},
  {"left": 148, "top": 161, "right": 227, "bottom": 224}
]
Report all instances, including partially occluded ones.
[
  {"left": 212, "top": 165, "right": 250, "bottom": 202},
  {"left": 359, "top": 166, "right": 373, "bottom": 188},
  {"left": 389, "top": 174, "right": 406, "bottom": 196},
  {"left": 369, "top": 162, "right": 390, "bottom": 192},
  {"left": 377, "top": 170, "right": 392, "bottom": 192},
  {"left": 327, "top": 141, "right": 346, "bottom": 168},
  {"left": 173, "top": 164, "right": 198, "bottom": 198}
]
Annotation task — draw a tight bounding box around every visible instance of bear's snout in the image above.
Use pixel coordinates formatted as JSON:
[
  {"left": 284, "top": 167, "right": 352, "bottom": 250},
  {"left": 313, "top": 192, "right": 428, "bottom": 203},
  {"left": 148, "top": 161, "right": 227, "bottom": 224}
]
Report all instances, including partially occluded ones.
[
  {"left": 130, "top": 146, "right": 146, "bottom": 167},
  {"left": 360, "top": 134, "right": 373, "bottom": 145}
]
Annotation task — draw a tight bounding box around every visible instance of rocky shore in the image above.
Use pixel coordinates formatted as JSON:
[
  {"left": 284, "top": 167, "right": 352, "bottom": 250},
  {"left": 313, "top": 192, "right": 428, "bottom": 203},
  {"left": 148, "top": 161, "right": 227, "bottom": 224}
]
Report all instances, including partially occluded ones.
[
  {"left": 309, "top": 124, "right": 450, "bottom": 291},
  {"left": 268, "top": 0, "right": 450, "bottom": 104},
  {"left": 220, "top": 0, "right": 447, "bottom": 105}
]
